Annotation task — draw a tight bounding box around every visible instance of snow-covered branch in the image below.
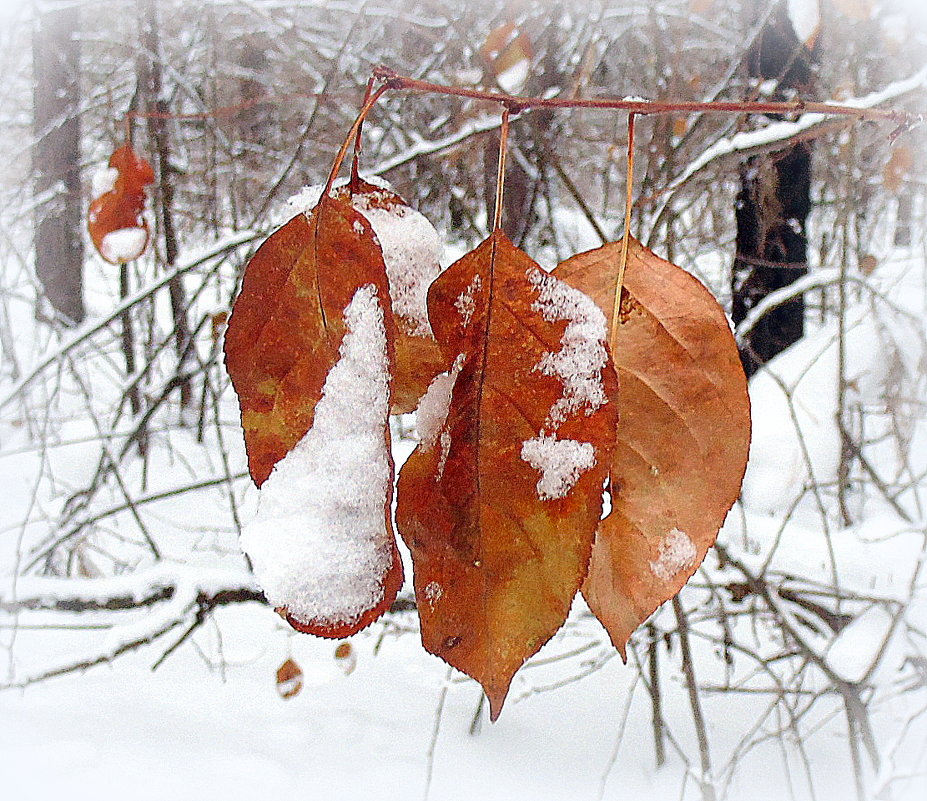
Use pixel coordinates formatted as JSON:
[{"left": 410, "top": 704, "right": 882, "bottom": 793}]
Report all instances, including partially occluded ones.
[
  {"left": 673, "top": 65, "right": 927, "bottom": 190},
  {"left": 1, "top": 566, "right": 264, "bottom": 688},
  {"left": 370, "top": 113, "right": 502, "bottom": 176},
  {"left": 0, "top": 230, "right": 261, "bottom": 412}
]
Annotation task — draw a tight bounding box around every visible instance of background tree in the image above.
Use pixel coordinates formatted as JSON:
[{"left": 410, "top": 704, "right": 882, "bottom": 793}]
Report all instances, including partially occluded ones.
[
  {"left": 32, "top": 0, "right": 84, "bottom": 326},
  {"left": 732, "top": 0, "right": 815, "bottom": 375}
]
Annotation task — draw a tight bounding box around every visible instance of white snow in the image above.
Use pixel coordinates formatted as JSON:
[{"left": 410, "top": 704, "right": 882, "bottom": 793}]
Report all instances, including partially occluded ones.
[
  {"left": 648, "top": 528, "right": 697, "bottom": 581},
  {"left": 741, "top": 289, "right": 924, "bottom": 515},
  {"left": 239, "top": 284, "right": 394, "bottom": 628},
  {"left": 519, "top": 268, "right": 609, "bottom": 501},
  {"left": 786, "top": 0, "right": 820, "bottom": 46},
  {"left": 423, "top": 580, "right": 443, "bottom": 608},
  {"left": 454, "top": 274, "right": 482, "bottom": 327},
  {"left": 352, "top": 196, "right": 443, "bottom": 336},
  {"left": 100, "top": 227, "right": 147, "bottom": 263},
  {"left": 91, "top": 166, "right": 119, "bottom": 198},
  {"left": 825, "top": 603, "right": 896, "bottom": 684},
  {"left": 414, "top": 355, "right": 463, "bottom": 448},
  {"left": 526, "top": 267, "right": 609, "bottom": 429},
  {"left": 520, "top": 435, "right": 596, "bottom": 500},
  {"left": 496, "top": 58, "right": 529, "bottom": 94}
]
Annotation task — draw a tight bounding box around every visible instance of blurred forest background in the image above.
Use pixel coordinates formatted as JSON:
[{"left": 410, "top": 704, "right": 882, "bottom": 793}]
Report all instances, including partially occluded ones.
[{"left": 2, "top": 1, "right": 927, "bottom": 800}]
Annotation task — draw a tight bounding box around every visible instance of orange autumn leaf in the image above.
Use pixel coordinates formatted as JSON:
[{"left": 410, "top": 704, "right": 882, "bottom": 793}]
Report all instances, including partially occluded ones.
[
  {"left": 225, "top": 194, "right": 403, "bottom": 638},
  {"left": 336, "top": 179, "right": 447, "bottom": 413},
  {"left": 883, "top": 145, "right": 913, "bottom": 194},
  {"left": 480, "top": 21, "right": 533, "bottom": 93},
  {"left": 87, "top": 143, "right": 155, "bottom": 264},
  {"left": 555, "top": 237, "right": 750, "bottom": 657},
  {"left": 276, "top": 657, "right": 304, "bottom": 699},
  {"left": 396, "top": 231, "right": 618, "bottom": 720}
]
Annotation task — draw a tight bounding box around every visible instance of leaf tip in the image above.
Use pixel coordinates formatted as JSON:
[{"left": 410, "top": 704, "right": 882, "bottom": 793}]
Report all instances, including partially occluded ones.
[{"left": 487, "top": 689, "right": 508, "bottom": 722}]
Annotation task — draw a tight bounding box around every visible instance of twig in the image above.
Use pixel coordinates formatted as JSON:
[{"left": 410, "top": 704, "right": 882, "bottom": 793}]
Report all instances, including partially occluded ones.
[
  {"left": 423, "top": 667, "right": 452, "bottom": 801},
  {"left": 373, "top": 66, "right": 920, "bottom": 125},
  {"left": 673, "top": 595, "right": 717, "bottom": 801}
]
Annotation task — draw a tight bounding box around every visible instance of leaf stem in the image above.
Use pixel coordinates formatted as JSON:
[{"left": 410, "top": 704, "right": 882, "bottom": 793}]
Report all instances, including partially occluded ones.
[
  {"left": 492, "top": 107, "right": 512, "bottom": 232},
  {"left": 323, "top": 81, "right": 391, "bottom": 197},
  {"left": 350, "top": 76, "right": 377, "bottom": 193},
  {"left": 609, "top": 112, "right": 636, "bottom": 349}
]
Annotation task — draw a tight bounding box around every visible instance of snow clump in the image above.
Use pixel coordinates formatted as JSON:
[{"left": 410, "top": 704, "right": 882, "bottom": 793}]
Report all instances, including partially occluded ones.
[
  {"left": 526, "top": 267, "right": 608, "bottom": 428},
  {"left": 91, "top": 166, "right": 119, "bottom": 198},
  {"left": 239, "top": 283, "right": 393, "bottom": 627},
  {"left": 519, "top": 267, "right": 609, "bottom": 501},
  {"left": 648, "top": 528, "right": 697, "bottom": 581},
  {"left": 100, "top": 227, "right": 148, "bottom": 263},
  {"left": 352, "top": 193, "right": 443, "bottom": 337},
  {"left": 521, "top": 435, "right": 596, "bottom": 500}
]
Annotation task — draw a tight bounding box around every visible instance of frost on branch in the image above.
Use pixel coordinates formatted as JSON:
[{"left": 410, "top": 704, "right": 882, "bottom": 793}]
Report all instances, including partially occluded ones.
[{"left": 240, "top": 284, "right": 402, "bottom": 635}]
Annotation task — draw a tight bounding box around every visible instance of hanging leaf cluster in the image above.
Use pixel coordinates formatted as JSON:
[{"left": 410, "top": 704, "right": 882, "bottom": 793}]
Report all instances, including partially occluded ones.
[
  {"left": 224, "top": 114, "right": 750, "bottom": 721},
  {"left": 87, "top": 143, "right": 155, "bottom": 264}
]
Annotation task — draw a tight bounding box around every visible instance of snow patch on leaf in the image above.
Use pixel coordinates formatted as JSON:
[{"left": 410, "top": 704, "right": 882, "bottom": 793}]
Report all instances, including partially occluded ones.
[
  {"left": 526, "top": 267, "right": 608, "bottom": 429},
  {"left": 354, "top": 200, "right": 443, "bottom": 337},
  {"left": 91, "top": 166, "right": 119, "bottom": 198},
  {"left": 521, "top": 435, "right": 596, "bottom": 500},
  {"left": 423, "top": 581, "right": 443, "bottom": 608},
  {"left": 648, "top": 528, "right": 697, "bottom": 581},
  {"left": 239, "top": 283, "right": 393, "bottom": 628},
  {"left": 100, "top": 227, "right": 148, "bottom": 263},
  {"left": 455, "top": 274, "right": 482, "bottom": 327},
  {"left": 414, "top": 354, "right": 464, "bottom": 449}
]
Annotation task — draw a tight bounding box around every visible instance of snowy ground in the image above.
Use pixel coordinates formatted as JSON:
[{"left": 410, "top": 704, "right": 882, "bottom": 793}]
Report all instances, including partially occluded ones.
[{"left": 2, "top": 215, "right": 927, "bottom": 799}]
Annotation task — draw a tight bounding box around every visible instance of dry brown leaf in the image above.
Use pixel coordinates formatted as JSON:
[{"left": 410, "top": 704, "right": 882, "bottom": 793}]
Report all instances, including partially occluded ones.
[
  {"left": 555, "top": 237, "right": 750, "bottom": 657},
  {"left": 87, "top": 144, "right": 155, "bottom": 264},
  {"left": 831, "top": 0, "right": 875, "bottom": 22},
  {"left": 276, "top": 657, "right": 304, "bottom": 699},
  {"left": 396, "top": 231, "right": 618, "bottom": 719},
  {"left": 883, "top": 145, "right": 913, "bottom": 194},
  {"left": 479, "top": 21, "right": 533, "bottom": 93},
  {"left": 224, "top": 195, "right": 395, "bottom": 486},
  {"left": 225, "top": 193, "right": 403, "bottom": 638}
]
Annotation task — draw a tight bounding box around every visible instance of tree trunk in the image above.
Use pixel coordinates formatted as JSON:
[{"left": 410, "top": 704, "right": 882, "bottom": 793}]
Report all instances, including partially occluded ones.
[
  {"left": 32, "top": 0, "right": 84, "bottom": 327},
  {"left": 137, "top": 0, "right": 193, "bottom": 407},
  {"left": 732, "top": 1, "right": 814, "bottom": 376}
]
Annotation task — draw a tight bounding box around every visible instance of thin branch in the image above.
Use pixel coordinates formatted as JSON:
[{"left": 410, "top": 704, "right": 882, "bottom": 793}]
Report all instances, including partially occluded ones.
[{"left": 374, "top": 66, "right": 922, "bottom": 126}]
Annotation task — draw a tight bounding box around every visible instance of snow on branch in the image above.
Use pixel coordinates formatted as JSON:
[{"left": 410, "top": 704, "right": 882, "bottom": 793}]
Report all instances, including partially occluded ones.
[
  {"left": 673, "top": 65, "right": 927, "bottom": 190},
  {"left": 1, "top": 565, "right": 263, "bottom": 688},
  {"left": 1, "top": 564, "right": 418, "bottom": 688},
  {"left": 0, "top": 229, "right": 261, "bottom": 412},
  {"left": 734, "top": 270, "right": 924, "bottom": 345},
  {"left": 1, "top": 564, "right": 261, "bottom": 615},
  {"left": 370, "top": 114, "right": 502, "bottom": 176}
]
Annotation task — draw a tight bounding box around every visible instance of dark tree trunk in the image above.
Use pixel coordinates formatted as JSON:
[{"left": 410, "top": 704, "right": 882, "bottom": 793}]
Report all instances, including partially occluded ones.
[
  {"left": 137, "top": 0, "right": 193, "bottom": 407},
  {"left": 32, "top": 0, "right": 84, "bottom": 327},
  {"left": 732, "top": 1, "right": 815, "bottom": 376}
]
